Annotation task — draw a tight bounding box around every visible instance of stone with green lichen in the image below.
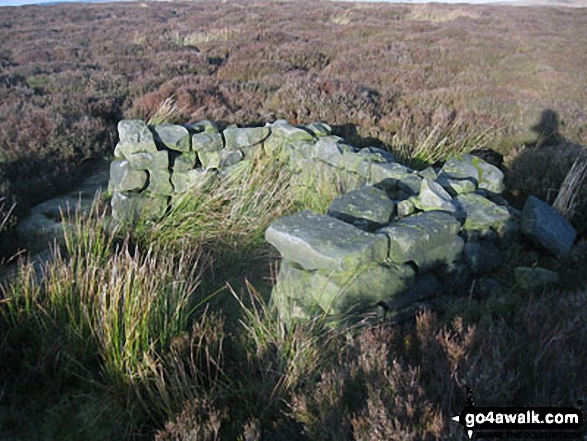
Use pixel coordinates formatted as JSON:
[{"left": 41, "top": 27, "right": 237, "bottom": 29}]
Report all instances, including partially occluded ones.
[
  {"left": 368, "top": 162, "right": 411, "bottom": 188},
  {"left": 109, "top": 160, "right": 148, "bottom": 192},
  {"left": 397, "top": 199, "right": 415, "bottom": 218},
  {"left": 223, "top": 125, "right": 270, "bottom": 151},
  {"left": 418, "top": 178, "right": 457, "bottom": 212},
  {"left": 418, "top": 167, "right": 437, "bottom": 180},
  {"left": 456, "top": 193, "right": 511, "bottom": 234},
  {"left": 440, "top": 154, "right": 504, "bottom": 194},
  {"left": 377, "top": 211, "right": 462, "bottom": 269},
  {"left": 305, "top": 122, "right": 332, "bottom": 137},
  {"left": 151, "top": 124, "right": 191, "bottom": 152},
  {"left": 437, "top": 177, "right": 477, "bottom": 196},
  {"left": 267, "top": 120, "right": 316, "bottom": 141},
  {"left": 328, "top": 186, "right": 395, "bottom": 230},
  {"left": 273, "top": 260, "right": 415, "bottom": 317},
  {"left": 111, "top": 191, "right": 168, "bottom": 222},
  {"left": 515, "top": 266, "right": 559, "bottom": 290},
  {"left": 171, "top": 169, "right": 216, "bottom": 193},
  {"left": 126, "top": 151, "right": 169, "bottom": 170},
  {"left": 219, "top": 148, "right": 244, "bottom": 167},
  {"left": 315, "top": 137, "right": 357, "bottom": 168},
  {"left": 186, "top": 120, "right": 218, "bottom": 134},
  {"left": 172, "top": 151, "right": 197, "bottom": 172},
  {"left": 114, "top": 120, "right": 158, "bottom": 158},
  {"left": 265, "top": 210, "right": 389, "bottom": 272},
  {"left": 398, "top": 174, "right": 423, "bottom": 195},
  {"left": 146, "top": 169, "right": 173, "bottom": 196},
  {"left": 192, "top": 132, "right": 223, "bottom": 153}
]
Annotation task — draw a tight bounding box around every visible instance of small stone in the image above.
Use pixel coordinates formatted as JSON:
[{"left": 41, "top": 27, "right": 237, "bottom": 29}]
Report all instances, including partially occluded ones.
[
  {"left": 368, "top": 162, "right": 411, "bottom": 188},
  {"left": 109, "top": 160, "right": 148, "bottom": 192},
  {"left": 305, "top": 122, "right": 332, "bottom": 137},
  {"left": 192, "top": 132, "right": 223, "bottom": 153},
  {"left": 328, "top": 186, "right": 395, "bottom": 230},
  {"left": 397, "top": 199, "right": 415, "bottom": 218},
  {"left": 417, "top": 167, "right": 437, "bottom": 180},
  {"left": 521, "top": 196, "right": 577, "bottom": 255},
  {"left": 219, "top": 148, "right": 244, "bottom": 167},
  {"left": 418, "top": 178, "right": 457, "bottom": 212},
  {"left": 151, "top": 124, "right": 191, "bottom": 152}
]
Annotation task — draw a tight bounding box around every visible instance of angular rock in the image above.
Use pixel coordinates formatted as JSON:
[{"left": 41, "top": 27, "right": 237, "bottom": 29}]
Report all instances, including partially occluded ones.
[
  {"left": 171, "top": 169, "right": 216, "bottom": 193},
  {"left": 171, "top": 151, "right": 197, "bottom": 172},
  {"left": 151, "top": 124, "right": 191, "bottom": 152},
  {"left": 185, "top": 120, "right": 218, "bottom": 134},
  {"left": 521, "top": 196, "right": 577, "bottom": 255},
  {"left": 327, "top": 186, "right": 395, "bottom": 230},
  {"left": 463, "top": 240, "right": 503, "bottom": 275},
  {"left": 273, "top": 260, "right": 415, "bottom": 317},
  {"left": 267, "top": 120, "right": 316, "bottom": 141},
  {"left": 219, "top": 148, "right": 244, "bottom": 167},
  {"left": 114, "top": 119, "right": 158, "bottom": 158},
  {"left": 315, "top": 136, "right": 358, "bottom": 168},
  {"left": 111, "top": 191, "right": 168, "bottom": 222},
  {"left": 265, "top": 210, "right": 389, "bottom": 272},
  {"left": 146, "top": 169, "right": 173, "bottom": 196},
  {"left": 380, "top": 273, "right": 441, "bottom": 312},
  {"left": 440, "top": 154, "right": 504, "bottom": 194},
  {"left": 515, "top": 266, "right": 559, "bottom": 290},
  {"left": 437, "top": 176, "right": 477, "bottom": 196},
  {"left": 193, "top": 132, "right": 224, "bottom": 169},
  {"left": 417, "top": 167, "right": 437, "bottom": 181},
  {"left": 368, "top": 162, "right": 411, "bottom": 187},
  {"left": 418, "top": 178, "right": 457, "bottom": 212},
  {"left": 377, "top": 211, "right": 462, "bottom": 270},
  {"left": 456, "top": 193, "right": 511, "bottom": 234},
  {"left": 223, "top": 126, "right": 270, "bottom": 151},
  {"left": 305, "top": 122, "right": 332, "bottom": 137},
  {"left": 398, "top": 174, "right": 423, "bottom": 195},
  {"left": 397, "top": 199, "right": 415, "bottom": 218},
  {"left": 358, "top": 147, "right": 395, "bottom": 164},
  {"left": 109, "top": 160, "right": 148, "bottom": 192},
  {"left": 126, "top": 151, "right": 169, "bottom": 170}
]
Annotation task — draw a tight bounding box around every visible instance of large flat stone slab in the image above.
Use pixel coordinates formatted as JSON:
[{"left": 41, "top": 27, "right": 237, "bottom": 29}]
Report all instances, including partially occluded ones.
[
  {"left": 456, "top": 193, "right": 511, "bottom": 234},
  {"left": 327, "top": 186, "right": 395, "bottom": 230},
  {"left": 265, "top": 210, "right": 389, "bottom": 271},
  {"left": 114, "top": 119, "right": 158, "bottom": 157},
  {"left": 521, "top": 195, "right": 577, "bottom": 255},
  {"left": 440, "top": 154, "right": 504, "bottom": 194},
  {"left": 151, "top": 124, "right": 191, "bottom": 152}
]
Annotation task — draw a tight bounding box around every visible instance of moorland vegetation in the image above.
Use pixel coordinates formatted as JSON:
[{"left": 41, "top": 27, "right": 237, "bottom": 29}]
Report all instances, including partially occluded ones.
[{"left": 0, "top": 1, "right": 586, "bottom": 439}]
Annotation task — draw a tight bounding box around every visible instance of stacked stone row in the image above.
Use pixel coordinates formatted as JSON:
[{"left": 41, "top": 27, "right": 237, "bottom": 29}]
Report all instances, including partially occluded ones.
[{"left": 266, "top": 153, "right": 578, "bottom": 322}]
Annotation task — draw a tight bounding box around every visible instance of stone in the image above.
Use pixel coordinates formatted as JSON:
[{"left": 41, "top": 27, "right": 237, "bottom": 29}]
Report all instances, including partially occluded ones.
[
  {"left": 397, "top": 199, "right": 415, "bottom": 218},
  {"left": 151, "top": 124, "right": 191, "bottom": 152},
  {"left": 418, "top": 178, "right": 457, "bottom": 213},
  {"left": 521, "top": 196, "right": 577, "bottom": 255},
  {"left": 109, "top": 160, "right": 148, "bottom": 192},
  {"left": 265, "top": 210, "right": 389, "bottom": 272},
  {"left": 171, "top": 151, "right": 197, "bottom": 172},
  {"left": 146, "top": 169, "right": 173, "bottom": 196},
  {"left": 219, "top": 148, "right": 244, "bottom": 167},
  {"left": 515, "top": 266, "right": 559, "bottom": 290},
  {"left": 327, "top": 186, "right": 395, "bottom": 230},
  {"left": 223, "top": 126, "right": 270, "bottom": 151},
  {"left": 315, "top": 136, "right": 358, "bottom": 168},
  {"left": 273, "top": 260, "right": 415, "bottom": 317},
  {"left": 305, "top": 122, "right": 332, "bottom": 137},
  {"left": 380, "top": 273, "right": 442, "bottom": 312},
  {"left": 417, "top": 167, "right": 437, "bottom": 180},
  {"left": 357, "top": 146, "right": 395, "bottom": 164},
  {"left": 267, "top": 120, "right": 316, "bottom": 141},
  {"left": 440, "top": 154, "right": 504, "bottom": 194},
  {"left": 186, "top": 120, "right": 218, "bottom": 134},
  {"left": 398, "top": 174, "right": 424, "bottom": 195},
  {"left": 111, "top": 191, "right": 168, "bottom": 222},
  {"left": 171, "top": 169, "right": 216, "bottom": 193},
  {"left": 115, "top": 119, "right": 158, "bottom": 157},
  {"left": 126, "top": 151, "right": 169, "bottom": 170},
  {"left": 193, "top": 132, "right": 224, "bottom": 169},
  {"left": 456, "top": 193, "right": 511, "bottom": 234},
  {"left": 463, "top": 240, "right": 503, "bottom": 275},
  {"left": 368, "top": 162, "right": 411, "bottom": 188},
  {"left": 377, "top": 211, "right": 462, "bottom": 270},
  {"left": 436, "top": 176, "right": 477, "bottom": 196}
]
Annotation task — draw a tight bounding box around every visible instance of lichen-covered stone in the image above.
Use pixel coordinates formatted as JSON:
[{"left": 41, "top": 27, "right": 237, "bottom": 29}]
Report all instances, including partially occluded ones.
[
  {"left": 151, "top": 124, "right": 191, "bottom": 152},
  {"left": 223, "top": 126, "right": 270, "bottom": 151},
  {"left": 186, "top": 120, "right": 218, "bottom": 134},
  {"left": 358, "top": 147, "right": 395, "bottom": 164},
  {"left": 377, "top": 211, "right": 462, "bottom": 269},
  {"left": 109, "top": 160, "right": 148, "bottom": 192},
  {"left": 172, "top": 151, "right": 197, "bottom": 172},
  {"left": 111, "top": 191, "right": 168, "bottom": 222},
  {"left": 193, "top": 132, "right": 224, "bottom": 169},
  {"left": 368, "top": 162, "right": 411, "bottom": 188},
  {"left": 114, "top": 119, "right": 158, "bottom": 158},
  {"left": 440, "top": 154, "right": 504, "bottom": 194},
  {"left": 146, "top": 169, "right": 173, "bottom": 196},
  {"left": 418, "top": 178, "right": 457, "bottom": 212},
  {"left": 456, "top": 193, "right": 511, "bottom": 234},
  {"left": 265, "top": 210, "right": 389, "bottom": 272},
  {"left": 328, "top": 186, "right": 395, "bottom": 230},
  {"left": 515, "top": 266, "right": 559, "bottom": 290},
  {"left": 397, "top": 199, "right": 415, "bottom": 218},
  {"left": 521, "top": 195, "right": 577, "bottom": 255},
  {"left": 417, "top": 167, "right": 437, "bottom": 180},
  {"left": 219, "top": 148, "right": 244, "bottom": 167},
  {"left": 171, "top": 169, "right": 216, "bottom": 193},
  {"left": 273, "top": 260, "right": 415, "bottom": 317},
  {"left": 305, "top": 122, "right": 332, "bottom": 137},
  {"left": 127, "top": 151, "right": 169, "bottom": 170},
  {"left": 315, "top": 137, "right": 358, "bottom": 168}
]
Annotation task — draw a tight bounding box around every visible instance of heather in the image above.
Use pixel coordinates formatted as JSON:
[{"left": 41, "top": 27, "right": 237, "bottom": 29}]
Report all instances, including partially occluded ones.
[{"left": 0, "top": 0, "right": 587, "bottom": 439}]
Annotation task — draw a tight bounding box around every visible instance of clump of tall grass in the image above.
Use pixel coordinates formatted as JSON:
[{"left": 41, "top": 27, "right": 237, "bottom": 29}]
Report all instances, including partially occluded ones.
[
  {"left": 146, "top": 95, "right": 187, "bottom": 125},
  {"left": 553, "top": 147, "right": 587, "bottom": 221}
]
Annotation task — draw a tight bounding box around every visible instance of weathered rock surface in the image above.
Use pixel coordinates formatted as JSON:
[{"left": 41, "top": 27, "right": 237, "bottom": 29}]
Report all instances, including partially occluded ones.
[
  {"left": 265, "top": 210, "right": 389, "bottom": 272},
  {"left": 416, "top": 178, "right": 457, "bottom": 212},
  {"left": 521, "top": 196, "right": 577, "bottom": 255},
  {"left": 109, "top": 160, "right": 148, "bottom": 192},
  {"left": 327, "top": 186, "right": 395, "bottom": 230},
  {"left": 151, "top": 124, "right": 191, "bottom": 152},
  {"left": 456, "top": 193, "right": 511, "bottom": 234},
  {"left": 440, "top": 154, "right": 505, "bottom": 194}
]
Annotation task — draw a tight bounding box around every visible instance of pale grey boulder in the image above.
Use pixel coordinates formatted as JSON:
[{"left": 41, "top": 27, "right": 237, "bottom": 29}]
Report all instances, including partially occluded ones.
[
  {"left": 327, "top": 186, "right": 395, "bottom": 230},
  {"left": 265, "top": 210, "right": 389, "bottom": 272},
  {"left": 171, "top": 151, "right": 197, "bottom": 173},
  {"left": 315, "top": 136, "right": 358, "bottom": 168},
  {"left": 114, "top": 119, "right": 158, "bottom": 157},
  {"left": 109, "top": 160, "right": 148, "bottom": 192},
  {"left": 397, "top": 199, "right": 416, "bottom": 218},
  {"left": 521, "top": 196, "right": 577, "bottom": 255},
  {"left": 193, "top": 132, "right": 224, "bottom": 169},
  {"left": 223, "top": 125, "right": 270, "bottom": 151},
  {"left": 126, "top": 151, "right": 169, "bottom": 170},
  {"left": 397, "top": 174, "right": 423, "bottom": 195},
  {"left": 151, "top": 124, "right": 191, "bottom": 152},
  {"left": 417, "top": 167, "right": 437, "bottom": 181},
  {"left": 305, "top": 121, "right": 332, "bottom": 137},
  {"left": 456, "top": 193, "right": 511, "bottom": 234},
  {"left": 367, "top": 162, "right": 411, "bottom": 187},
  {"left": 146, "top": 169, "right": 173, "bottom": 196},
  {"left": 440, "top": 154, "right": 504, "bottom": 194},
  {"left": 416, "top": 178, "right": 457, "bottom": 213},
  {"left": 377, "top": 211, "right": 463, "bottom": 270}
]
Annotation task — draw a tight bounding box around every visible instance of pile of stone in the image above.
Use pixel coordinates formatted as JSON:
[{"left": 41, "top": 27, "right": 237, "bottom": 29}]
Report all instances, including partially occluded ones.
[{"left": 266, "top": 153, "right": 578, "bottom": 322}]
